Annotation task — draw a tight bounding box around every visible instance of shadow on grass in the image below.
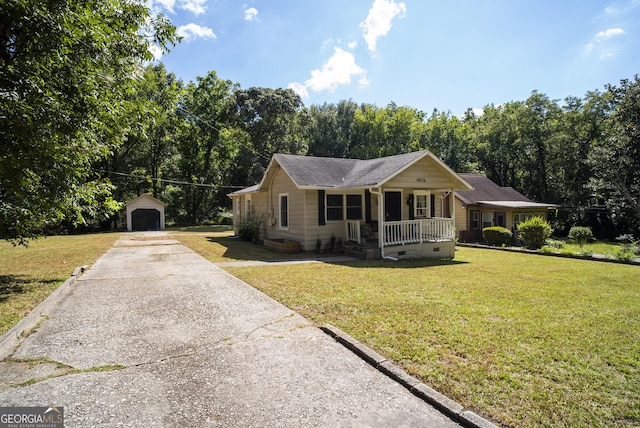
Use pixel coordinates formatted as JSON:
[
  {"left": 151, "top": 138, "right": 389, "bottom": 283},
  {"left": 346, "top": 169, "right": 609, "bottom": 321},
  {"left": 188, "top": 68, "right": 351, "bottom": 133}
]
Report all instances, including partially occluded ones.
[
  {"left": 205, "top": 236, "right": 323, "bottom": 261},
  {"left": 168, "top": 225, "right": 232, "bottom": 233},
  {"left": 0, "top": 275, "right": 59, "bottom": 303},
  {"left": 205, "top": 236, "right": 468, "bottom": 268}
]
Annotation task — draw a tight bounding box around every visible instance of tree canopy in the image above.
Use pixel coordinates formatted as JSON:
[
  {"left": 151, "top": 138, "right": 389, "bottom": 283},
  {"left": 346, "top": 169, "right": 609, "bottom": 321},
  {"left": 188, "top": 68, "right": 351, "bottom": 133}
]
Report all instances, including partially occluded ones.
[
  {"left": 0, "top": 0, "right": 177, "bottom": 243},
  {"left": 2, "top": 1, "right": 638, "bottom": 240}
]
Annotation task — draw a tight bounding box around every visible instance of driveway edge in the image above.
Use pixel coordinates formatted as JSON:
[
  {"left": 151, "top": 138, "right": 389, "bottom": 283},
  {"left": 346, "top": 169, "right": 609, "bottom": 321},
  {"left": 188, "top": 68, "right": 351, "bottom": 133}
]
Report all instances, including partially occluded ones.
[
  {"left": 320, "top": 324, "right": 499, "bottom": 428},
  {"left": 0, "top": 265, "right": 89, "bottom": 360}
]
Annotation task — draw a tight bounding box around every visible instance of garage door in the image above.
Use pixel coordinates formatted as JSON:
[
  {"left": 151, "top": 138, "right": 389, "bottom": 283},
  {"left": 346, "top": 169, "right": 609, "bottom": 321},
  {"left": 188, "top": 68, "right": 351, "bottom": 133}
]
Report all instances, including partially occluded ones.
[{"left": 131, "top": 209, "right": 161, "bottom": 231}]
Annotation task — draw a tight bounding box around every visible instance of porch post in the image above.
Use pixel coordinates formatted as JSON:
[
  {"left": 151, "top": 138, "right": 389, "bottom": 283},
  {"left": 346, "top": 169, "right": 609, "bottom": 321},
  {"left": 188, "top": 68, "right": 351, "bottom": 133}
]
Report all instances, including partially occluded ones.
[
  {"left": 378, "top": 188, "right": 384, "bottom": 250},
  {"left": 450, "top": 189, "right": 455, "bottom": 219},
  {"left": 451, "top": 189, "right": 456, "bottom": 241}
]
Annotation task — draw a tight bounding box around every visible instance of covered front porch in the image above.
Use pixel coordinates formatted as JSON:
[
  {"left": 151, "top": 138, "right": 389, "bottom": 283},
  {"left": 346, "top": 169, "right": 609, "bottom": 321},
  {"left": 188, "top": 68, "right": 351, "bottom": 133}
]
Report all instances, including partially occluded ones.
[{"left": 344, "top": 190, "right": 455, "bottom": 258}]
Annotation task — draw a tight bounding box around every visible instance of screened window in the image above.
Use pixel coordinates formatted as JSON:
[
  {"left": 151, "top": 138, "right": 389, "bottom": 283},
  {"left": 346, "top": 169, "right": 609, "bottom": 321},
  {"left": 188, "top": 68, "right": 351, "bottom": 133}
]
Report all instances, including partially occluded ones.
[
  {"left": 326, "top": 194, "right": 343, "bottom": 221},
  {"left": 346, "top": 194, "right": 362, "bottom": 220},
  {"left": 414, "top": 192, "right": 430, "bottom": 218},
  {"left": 514, "top": 212, "right": 544, "bottom": 225},
  {"left": 482, "top": 212, "right": 493, "bottom": 229},
  {"left": 279, "top": 194, "right": 289, "bottom": 229},
  {"left": 471, "top": 211, "right": 479, "bottom": 229}
]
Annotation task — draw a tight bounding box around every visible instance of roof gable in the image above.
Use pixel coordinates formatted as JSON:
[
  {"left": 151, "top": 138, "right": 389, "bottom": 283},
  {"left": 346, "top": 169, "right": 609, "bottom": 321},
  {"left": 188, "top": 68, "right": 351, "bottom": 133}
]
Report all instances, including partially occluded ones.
[
  {"left": 231, "top": 151, "right": 472, "bottom": 195},
  {"left": 126, "top": 193, "right": 166, "bottom": 206}
]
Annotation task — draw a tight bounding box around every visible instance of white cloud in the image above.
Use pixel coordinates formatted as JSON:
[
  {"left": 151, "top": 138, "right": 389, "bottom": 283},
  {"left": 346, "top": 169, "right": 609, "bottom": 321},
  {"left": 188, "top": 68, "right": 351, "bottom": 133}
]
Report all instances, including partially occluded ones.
[
  {"left": 177, "top": 23, "right": 216, "bottom": 41},
  {"left": 244, "top": 7, "right": 259, "bottom": 21},
  {"left": 181, "top": 0, "right": 207, "bottom": 15},
  {"left": 148, "top": 44, "right": 165, "bottom": 61},
  {"left": 595, "top": 28, "right": 625, "bottom": 39},
  {"left": 153, "top": 0, "right": 176, "bottom": 13},
  {"left": 288, "top": 48, "right": 369, "bottom": 98},
  {"left": 360, "top": 0, "right": 406, "bottom": 54},
  {"left": 148, "top": 0, "right": 207, "bottom": 15},
  {"left": 288, "top": 82, "right": 309, "bottom": 99},
  {"left": 585, "top": 28, "right": 626, "bottom": 59}
]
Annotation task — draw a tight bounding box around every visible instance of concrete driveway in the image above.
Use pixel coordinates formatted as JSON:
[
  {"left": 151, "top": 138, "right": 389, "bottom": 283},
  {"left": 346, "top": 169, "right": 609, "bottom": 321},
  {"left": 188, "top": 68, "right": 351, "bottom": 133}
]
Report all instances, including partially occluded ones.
[{"left": 0, "top": 233, "right": 466, "bottom": 427}]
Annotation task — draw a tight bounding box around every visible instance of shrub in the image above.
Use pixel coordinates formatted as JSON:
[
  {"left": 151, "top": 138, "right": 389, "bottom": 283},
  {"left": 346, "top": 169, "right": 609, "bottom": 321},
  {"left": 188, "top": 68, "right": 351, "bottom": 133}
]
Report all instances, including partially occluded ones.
[
  {"left": 544, "top": 239, "right": 565, "bottom": 249},
  {"left": 517, "top": 216, "right": 552, "bottom": 250},
  {"left": 483, "top": 226, "right": 513, "bottom": 246},
  {"left": 238, "top": 214, "right": 262, "bottom": 242},
  {"left": 568, "top": 226, "right": 593, "bottom": 250}
]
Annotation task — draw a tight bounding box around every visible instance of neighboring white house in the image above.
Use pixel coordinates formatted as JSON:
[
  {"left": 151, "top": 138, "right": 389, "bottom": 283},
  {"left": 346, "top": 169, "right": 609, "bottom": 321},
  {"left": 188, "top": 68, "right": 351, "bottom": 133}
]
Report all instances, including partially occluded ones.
[{"left": 125, "top": 194, "right": 166, "bottom": 232}]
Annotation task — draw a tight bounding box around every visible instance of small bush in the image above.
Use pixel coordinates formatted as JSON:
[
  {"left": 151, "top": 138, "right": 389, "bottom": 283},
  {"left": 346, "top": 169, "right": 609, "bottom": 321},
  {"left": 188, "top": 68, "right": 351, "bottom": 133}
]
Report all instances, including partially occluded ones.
[
  {"left": 568, "top": 226, "right": 593, "bottom": 250},
  {"left": 238, "top": 214, "right": 262, "bottom": 242},
  {"left": 517, "top": 216, "right": 552, "bottom": 250},
  {"left": 544, "top": 239, "right": 565, "bottom": 249},
  {"left": 483, "top": 226, "right": 513, "bottom": 246},
  {"left": 615, "top": 241, "right": 640, "bottom": 261}
]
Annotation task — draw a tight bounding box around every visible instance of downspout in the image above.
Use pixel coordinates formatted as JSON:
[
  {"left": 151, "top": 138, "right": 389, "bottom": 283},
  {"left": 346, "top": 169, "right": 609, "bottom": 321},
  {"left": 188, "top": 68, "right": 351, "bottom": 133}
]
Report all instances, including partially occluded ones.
[{"left": 369, "top": 187, "right": 398, "bottom": 261}]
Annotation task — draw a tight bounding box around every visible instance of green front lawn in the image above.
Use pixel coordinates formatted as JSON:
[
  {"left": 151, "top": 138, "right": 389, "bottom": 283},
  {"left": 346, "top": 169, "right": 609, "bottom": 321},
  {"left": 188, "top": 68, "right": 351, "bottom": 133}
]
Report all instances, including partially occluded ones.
[{"left": 212, "top": 244, "right": 639, "bottom": 427}]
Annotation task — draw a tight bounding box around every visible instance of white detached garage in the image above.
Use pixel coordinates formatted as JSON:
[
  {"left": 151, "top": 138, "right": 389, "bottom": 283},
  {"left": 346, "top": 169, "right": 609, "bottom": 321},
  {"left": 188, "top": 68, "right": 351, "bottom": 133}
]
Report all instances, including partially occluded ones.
[{"left": 126, "top": 194, "right": 166, "bottom": 232}]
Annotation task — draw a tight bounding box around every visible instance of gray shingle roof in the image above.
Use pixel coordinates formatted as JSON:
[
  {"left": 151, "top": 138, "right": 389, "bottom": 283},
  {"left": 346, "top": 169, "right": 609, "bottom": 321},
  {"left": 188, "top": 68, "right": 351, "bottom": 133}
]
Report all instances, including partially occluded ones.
[
  {"left": 274, "top": 151, "right": 428, "bottom": 188},
  {"left": 456, "top": 174, "right": 533, "bottom": 204}
]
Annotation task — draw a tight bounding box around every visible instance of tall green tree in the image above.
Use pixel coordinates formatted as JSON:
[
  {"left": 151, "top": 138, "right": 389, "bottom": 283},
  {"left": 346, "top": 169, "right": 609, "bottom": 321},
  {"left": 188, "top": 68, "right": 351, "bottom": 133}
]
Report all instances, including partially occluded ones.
[
  {"left": 307, "top": 100, "right": 357, "bottom": 158},
  {"left": 589, "top": 76, "right": 640, "bottom": 233},
  {"left": 104, "top": 64, "right": 184, "bottom": 205},
  {"left": 471, "top": 102, "right": 524, "bottom": 189},
  {"left": 517, "top": 91, "right": 563, "bottom": 202},
  {"left": 234, "top": 87, "right": 308, "bottom": 183},
  {"left": 0, "top": 0, "right": 177, "bottom": 243},
  {"left": 349, "top": 102, "right": 424, "bottom": 159},
  {"left": 558, "top": 91, "right": 609, "bottom": 205},
  {"left": 174, "top": 71, "right": 238, "bottom": 223},
  {"left": 419, "top": 110, "right": 475, "bottom": 172}
]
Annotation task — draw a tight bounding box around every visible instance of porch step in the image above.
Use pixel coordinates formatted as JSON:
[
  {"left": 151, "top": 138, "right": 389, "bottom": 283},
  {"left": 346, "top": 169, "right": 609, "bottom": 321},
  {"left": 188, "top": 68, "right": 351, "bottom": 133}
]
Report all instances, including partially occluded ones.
[{"left": 344, "top": 243, "right": 381, "bottom": 260}]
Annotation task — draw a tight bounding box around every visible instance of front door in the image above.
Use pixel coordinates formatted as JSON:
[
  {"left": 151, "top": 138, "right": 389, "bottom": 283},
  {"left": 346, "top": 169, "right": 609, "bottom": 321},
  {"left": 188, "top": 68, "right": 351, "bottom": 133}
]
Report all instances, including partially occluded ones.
[{"left": 384, "top": 191, "right": 402, "bottom": 222}]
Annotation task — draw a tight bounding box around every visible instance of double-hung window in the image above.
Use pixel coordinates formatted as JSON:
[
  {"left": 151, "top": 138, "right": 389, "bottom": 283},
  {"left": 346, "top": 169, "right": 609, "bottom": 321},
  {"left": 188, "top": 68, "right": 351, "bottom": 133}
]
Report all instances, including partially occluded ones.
[
  {"left": 482, "top": 212, "right": 493, "bottom": 229},
  {"left": 471, "top": 211, "right": 479, "bottom": 229},
  {"left": 346, "top": 194, "right": 362, "bottom": 220},
  {"left": 326, "top": 194, "right": 343, "bottom": 221},
  {"left": 414, "top": 191, "right": 430, "bottom": 219}
]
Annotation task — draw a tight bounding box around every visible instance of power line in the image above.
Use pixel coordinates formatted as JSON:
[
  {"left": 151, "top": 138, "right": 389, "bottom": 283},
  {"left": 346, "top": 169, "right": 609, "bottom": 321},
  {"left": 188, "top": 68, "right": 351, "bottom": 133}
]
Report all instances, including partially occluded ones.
[
  {"left": 176, "top": 104, "right": 272, "bottom": 163},
  {"left": 98, "top": 169, "right": 248, "bottom": 189}
]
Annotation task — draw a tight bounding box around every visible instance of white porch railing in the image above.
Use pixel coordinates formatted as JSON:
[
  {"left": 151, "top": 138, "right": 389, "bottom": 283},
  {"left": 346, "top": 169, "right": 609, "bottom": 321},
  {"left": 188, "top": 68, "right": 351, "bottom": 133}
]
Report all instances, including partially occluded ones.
[
  {"left": 346, "top": 220, "right": 361, "bottom": 243},
  {"left": 383, "top": 218, "right": 454, "bottom": 246}
]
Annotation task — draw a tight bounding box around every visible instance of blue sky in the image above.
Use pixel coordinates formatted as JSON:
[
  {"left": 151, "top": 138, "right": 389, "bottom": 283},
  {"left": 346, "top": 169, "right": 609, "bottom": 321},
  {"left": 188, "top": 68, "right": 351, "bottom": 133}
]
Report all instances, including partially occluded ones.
[{"left": 149, "top": 0, "right": 640, "bottom": 116}]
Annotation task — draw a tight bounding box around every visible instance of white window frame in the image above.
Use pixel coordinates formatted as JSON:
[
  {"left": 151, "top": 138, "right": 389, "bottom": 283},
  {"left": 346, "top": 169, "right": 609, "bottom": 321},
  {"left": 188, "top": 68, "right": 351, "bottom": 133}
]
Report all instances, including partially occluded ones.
[
  {"left": 326, "top": 193, "right": 344, "bottom": 222},
  {"left": 279, "top": 193, "right": 289, "bottom": 230},
  {"left": 414, "top": 191, "right": 431, "bottom": 219},
  {"left": 482, "top": 212, "right": 493, "bottom": 229},
  {"left": 245, "top": 196, "right": 252, "bottom": 219}
]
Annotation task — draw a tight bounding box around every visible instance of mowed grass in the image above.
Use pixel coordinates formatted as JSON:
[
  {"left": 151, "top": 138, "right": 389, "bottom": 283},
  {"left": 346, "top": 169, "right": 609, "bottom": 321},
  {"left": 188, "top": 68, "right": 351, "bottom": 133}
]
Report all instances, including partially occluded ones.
[
  {"left": 0, "top": 233, "right": 120, "bottom": 336},
  {"left": 214, "top": 245, "right": 640, "bottom": 427},
  {"left": 170, "top": 227, "right": 320, "bottom": 262}
]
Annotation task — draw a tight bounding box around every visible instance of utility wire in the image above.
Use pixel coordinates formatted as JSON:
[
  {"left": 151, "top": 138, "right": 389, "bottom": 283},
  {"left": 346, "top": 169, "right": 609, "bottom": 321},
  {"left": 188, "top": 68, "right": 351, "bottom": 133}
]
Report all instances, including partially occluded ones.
[
  {"left": 176, "top": 104, "right": 272, "bottom": 163},
  {"left": 97, "top": 169, "right": 248, "bottom": 189}
]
